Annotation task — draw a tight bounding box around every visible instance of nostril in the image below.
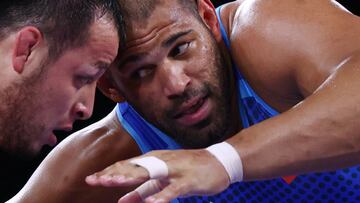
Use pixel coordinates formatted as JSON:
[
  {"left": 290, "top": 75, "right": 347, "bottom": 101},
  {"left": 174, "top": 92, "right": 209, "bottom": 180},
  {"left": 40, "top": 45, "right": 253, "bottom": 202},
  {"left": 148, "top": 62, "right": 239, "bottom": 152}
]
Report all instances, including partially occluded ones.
[{"left": 76, "top": 111, "right": 84, "bottom": 119}]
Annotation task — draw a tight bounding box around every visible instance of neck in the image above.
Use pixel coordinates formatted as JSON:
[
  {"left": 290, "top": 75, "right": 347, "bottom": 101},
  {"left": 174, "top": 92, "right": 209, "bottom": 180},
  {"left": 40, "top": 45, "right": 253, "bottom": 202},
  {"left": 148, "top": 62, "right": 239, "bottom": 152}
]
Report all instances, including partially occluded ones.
[{"left": 219, "top": 41, "right": 242, "bottom": 141}]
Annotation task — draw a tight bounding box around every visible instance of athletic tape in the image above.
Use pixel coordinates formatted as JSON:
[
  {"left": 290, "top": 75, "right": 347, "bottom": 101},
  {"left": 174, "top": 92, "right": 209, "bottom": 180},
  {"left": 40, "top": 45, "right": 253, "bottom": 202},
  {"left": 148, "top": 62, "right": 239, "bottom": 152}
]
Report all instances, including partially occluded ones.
[
  {"left": 206, "top": 142, "right": 243, "bottom": 183},
  {"left": 130, "top": 156, "right": 169, "bottom": 179},
  {"left": 135, "top": 180, "right": 162, "bottom": 200}
]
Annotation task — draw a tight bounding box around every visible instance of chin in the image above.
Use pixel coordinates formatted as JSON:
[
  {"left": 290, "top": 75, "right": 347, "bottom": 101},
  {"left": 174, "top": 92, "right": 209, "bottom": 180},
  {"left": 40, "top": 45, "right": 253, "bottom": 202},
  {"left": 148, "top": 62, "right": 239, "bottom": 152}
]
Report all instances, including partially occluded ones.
[{"left": 22, "top": 139, "right": 46, "bottom": 156}]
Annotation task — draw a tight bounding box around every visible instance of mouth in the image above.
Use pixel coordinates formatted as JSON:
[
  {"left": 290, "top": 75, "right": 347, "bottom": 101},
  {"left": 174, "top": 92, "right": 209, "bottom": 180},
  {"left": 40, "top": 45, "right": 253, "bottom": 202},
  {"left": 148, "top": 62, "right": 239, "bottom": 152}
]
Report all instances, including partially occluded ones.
[
  {"left": 173, "top": 95, "right": 211, "bottom": 126},
  {"left": 48, "top": 125, "right": 73, "bottom": 147}
]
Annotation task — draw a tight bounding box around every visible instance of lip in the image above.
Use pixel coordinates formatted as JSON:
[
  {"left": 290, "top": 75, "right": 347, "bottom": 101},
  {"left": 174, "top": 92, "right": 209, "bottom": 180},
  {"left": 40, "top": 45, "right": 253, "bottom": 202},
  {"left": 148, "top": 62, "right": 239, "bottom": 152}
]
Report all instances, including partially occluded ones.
[
  {"left": 47, "top": 124, "right": 73, "bottom": 147},
  {"left": 56, "top": 123, "right": 74, "bottom": 132},
  {"left": 173, "top": 96, "right": 211, "bottom": 126},
  {"left": 61, "top": 126, "right": 73, "bottom": 132},
  {"left": 173, "top": 95, "right": 206, "bottom": 117},
  {"left": 46, "top": 132, "right": 58, "bottom": 147}
]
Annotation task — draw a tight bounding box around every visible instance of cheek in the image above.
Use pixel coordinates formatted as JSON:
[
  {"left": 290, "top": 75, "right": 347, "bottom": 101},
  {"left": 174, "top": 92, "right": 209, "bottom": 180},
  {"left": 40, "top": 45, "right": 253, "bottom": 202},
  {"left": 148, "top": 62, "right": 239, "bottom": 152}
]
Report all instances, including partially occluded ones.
[
  {"left": 123, "top": 80, "right": 162, "bottom": 104},
  {"left": 44, "top": 83, "right": 75, "bottom": 115},
  {"left": 135, "top": 88, "right": 160, "bottom": 109},
  {"left": 186, "top": 52, "right": 215, "bottom": 77},
  {"left": 189, "top": 63, "right": 215, "bottom": 85},
  {"left": 41, "top": 69, "right": 77, "bottom": 110},
  {"left": 200, "top": 56, "right": 221, "bottom": 80},
  {"left": 129, "top": 88, "right": 164, "bottom": 118}
]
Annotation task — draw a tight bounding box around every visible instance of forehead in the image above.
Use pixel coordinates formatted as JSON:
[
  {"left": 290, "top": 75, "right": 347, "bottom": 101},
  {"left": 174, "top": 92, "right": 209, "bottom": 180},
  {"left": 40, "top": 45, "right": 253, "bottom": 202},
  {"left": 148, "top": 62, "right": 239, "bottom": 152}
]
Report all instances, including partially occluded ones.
[
  {"left": 50, "top": 16, "right": 119, "bottom": 73},
  {"left": 84, "top": 15, "right": 119, "bottom": 60},
  {"left": 89, "top": 15, "right": 118, "bottom": 46},
  {"left": 125, "top": 0, "right": 197, "bottom": 43}
]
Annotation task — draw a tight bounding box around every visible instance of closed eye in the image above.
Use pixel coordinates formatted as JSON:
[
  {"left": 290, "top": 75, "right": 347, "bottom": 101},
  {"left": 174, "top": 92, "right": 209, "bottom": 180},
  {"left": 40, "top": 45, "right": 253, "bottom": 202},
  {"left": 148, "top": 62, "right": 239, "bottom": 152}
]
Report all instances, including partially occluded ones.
[{"left": 77, "top": 76, "right": 95, "bottom": 85}]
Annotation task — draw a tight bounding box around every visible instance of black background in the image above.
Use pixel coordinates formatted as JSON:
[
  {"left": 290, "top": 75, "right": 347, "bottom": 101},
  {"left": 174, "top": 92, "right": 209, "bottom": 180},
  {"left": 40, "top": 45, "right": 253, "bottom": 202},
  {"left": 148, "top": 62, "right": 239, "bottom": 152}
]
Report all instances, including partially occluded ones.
[{"left": 1, "top": 0, "right": 359, "bottom": 201}]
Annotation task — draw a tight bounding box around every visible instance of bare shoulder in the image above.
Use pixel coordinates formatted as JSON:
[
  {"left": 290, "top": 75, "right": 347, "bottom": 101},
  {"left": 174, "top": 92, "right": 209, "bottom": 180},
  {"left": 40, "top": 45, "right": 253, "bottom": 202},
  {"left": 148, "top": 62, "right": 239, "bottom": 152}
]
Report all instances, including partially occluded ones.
[
  {"left": 224, "top": 0, "right": 360, "bottom": 109},
  {"left": 230, "top": 0, "right": 360, "bottom": 61},
  {"left": 230, "top": 0, "right": 360, "bottom": 60},
  {"left": 11, "top": 109, "right": 141, "bottom": 203}
]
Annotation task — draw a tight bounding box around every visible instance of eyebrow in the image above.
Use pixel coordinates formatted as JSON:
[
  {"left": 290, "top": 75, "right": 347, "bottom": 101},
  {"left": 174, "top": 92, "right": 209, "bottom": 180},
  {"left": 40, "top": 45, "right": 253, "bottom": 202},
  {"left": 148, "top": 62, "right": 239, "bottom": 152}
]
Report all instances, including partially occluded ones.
[
  {"left": 118, "top": 52, "right": 147, "bottom": 69},
  {"left": 118, "top": 30, "right": 193, "bottom": 68},
  {"left": 161, "top": 29, "right": 192, "bottom": 48},
  {"left": 95, "top": 61, "right": 111, "bottom": 70}
]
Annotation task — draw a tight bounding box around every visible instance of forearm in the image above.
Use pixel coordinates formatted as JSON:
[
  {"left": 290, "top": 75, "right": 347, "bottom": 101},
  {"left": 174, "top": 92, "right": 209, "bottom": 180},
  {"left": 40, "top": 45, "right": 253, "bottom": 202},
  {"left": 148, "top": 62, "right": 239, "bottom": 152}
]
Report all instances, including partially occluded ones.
[{"left": 228, "top": 54, "right": 360, "bottom": 181}]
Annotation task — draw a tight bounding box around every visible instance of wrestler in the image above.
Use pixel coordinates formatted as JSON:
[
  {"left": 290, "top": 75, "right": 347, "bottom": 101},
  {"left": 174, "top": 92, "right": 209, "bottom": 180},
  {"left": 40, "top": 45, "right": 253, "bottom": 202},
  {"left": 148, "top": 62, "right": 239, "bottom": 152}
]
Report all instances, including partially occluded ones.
[
  {"left": 0, "top": 0, "right": 122, "bottom": 156},
  {"left": 87, "top": 0, "right": 360, "bottom": 202},
  {"left": 0, "top": 1, "right": 122, "bottom": 201},
  {"left": 12, "top": 0, "right": 360, "bottom": 202}
]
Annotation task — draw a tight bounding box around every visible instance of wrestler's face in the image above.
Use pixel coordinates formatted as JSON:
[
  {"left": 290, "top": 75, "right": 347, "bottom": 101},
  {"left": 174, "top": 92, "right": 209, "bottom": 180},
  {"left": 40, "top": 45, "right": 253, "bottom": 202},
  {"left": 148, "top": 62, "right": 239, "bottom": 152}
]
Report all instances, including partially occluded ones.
[
  {"left": 110, "top": 1, "right": 234, "bottom": 148},
  {"left": 0, "top": 16, "right": 118, "bottom": 156}
]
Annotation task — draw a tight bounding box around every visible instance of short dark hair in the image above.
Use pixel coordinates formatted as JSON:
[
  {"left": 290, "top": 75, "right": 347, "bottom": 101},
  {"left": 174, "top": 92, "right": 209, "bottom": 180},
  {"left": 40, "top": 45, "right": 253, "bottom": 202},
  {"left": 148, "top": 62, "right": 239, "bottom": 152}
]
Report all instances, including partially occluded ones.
[
  {"left": 117, "top": 0, "right": 198, "bottom": 47},
  {"left": 0, "top": 0, "right": 125, "bottom": 61},
  {"left": 118, "top": 0, "right": 198, "bottom": 24}
]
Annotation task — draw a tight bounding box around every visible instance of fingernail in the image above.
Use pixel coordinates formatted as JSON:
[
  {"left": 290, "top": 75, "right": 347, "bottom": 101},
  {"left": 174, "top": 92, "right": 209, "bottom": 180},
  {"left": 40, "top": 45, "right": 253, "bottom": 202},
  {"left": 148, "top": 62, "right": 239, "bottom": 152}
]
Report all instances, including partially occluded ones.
[{"left": 85, "top": 175, "right": 96, "bottom": 183}]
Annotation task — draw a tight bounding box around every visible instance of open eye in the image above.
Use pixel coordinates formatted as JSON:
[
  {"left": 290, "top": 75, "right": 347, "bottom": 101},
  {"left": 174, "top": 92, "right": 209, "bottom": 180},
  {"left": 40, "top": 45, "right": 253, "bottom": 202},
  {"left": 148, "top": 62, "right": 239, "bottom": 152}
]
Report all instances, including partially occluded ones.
[
  {"left": 137, "top": 68, "right": 153, "bottom": 78},
  {"left": 169, "top": 42, "right": 190, "bottom": 57},
  {"left": 131, "top": 65, "right": 155, "bottom": 79}
]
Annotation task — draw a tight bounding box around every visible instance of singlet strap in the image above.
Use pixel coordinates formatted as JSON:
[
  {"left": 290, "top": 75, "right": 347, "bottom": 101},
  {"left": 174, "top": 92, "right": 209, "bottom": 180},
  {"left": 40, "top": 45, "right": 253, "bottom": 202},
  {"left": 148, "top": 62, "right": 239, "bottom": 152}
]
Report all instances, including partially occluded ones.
[{"left": 216, "top": 5, "right": 231, "bottom": 49}]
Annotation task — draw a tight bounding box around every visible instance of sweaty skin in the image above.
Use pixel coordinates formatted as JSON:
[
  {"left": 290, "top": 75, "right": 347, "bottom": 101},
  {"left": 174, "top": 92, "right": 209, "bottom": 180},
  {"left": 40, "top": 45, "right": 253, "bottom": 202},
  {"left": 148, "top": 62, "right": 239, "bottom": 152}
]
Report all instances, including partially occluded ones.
[{"left": 10, "top": 0, "right": 360, "bottom": 202}]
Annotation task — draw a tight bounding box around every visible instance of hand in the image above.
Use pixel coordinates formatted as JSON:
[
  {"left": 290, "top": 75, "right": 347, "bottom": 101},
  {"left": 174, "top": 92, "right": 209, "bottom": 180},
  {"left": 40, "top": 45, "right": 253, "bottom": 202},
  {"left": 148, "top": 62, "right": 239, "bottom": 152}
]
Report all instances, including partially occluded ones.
[{"left": 85, "top": 149, "right": 230, "bottom": 203}]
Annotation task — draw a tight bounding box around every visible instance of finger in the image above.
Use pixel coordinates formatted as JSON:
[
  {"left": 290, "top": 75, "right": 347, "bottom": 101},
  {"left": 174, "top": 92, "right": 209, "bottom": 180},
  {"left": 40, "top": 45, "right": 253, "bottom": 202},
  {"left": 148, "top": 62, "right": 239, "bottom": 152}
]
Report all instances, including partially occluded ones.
[
  {"left": 118, "top": 191, "right": 143, "bottom": 203},
  {"left": 88, "top": 156, "right": 169, "bottom": 187},
  {"left": 86, "top": 173, "right": 147, "bottom": 187},
  {"left": 144, "top": 182, "right": 189, "bottom": 203},
  {"left": 130, "top": 156, "right": 169, "bottom": 180},
  {"left": 85, "top": 161, "right": 150, "bottom": 187},
  {"left": 85, "top": 174, "right": 136, "bottom": 187},
  {"left": 136, "top": 180, "right": 165, "bottom": 200},
  {"left": 119, "top": 179, "right": 168, "bottom": 203}
]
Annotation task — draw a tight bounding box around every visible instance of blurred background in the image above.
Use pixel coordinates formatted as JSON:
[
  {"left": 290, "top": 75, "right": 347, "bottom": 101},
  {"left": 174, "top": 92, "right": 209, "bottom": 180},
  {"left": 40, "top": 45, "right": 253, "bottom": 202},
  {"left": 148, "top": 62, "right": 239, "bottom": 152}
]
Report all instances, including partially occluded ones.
[{"left": 1, "top": 0, "right": 359, "bottom": 202}]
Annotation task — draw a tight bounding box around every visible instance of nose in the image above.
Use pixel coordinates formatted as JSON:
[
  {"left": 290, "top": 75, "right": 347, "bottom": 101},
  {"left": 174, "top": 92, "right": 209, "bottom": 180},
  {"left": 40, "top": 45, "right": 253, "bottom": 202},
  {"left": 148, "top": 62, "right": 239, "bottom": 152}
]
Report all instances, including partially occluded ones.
[
  {"left": 72, "top": 88, "right": 95, "bottom": 120},
  {"left": 73, "top": 102, "right": 93, "bottom": 120},
  {"left": 159, "top": 62, "right": 191, "bottom": 98}
]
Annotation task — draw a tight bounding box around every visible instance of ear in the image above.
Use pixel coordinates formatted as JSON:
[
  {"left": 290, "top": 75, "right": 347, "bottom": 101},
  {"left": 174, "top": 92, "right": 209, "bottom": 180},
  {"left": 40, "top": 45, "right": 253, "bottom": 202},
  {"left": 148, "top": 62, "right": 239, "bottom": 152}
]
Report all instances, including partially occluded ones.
[
  {"left": 12, "top": 26, "right": 42, "bottom": 74},
  {"left": 97, "top": 70, "right": 125, "bottom": 103},
  {"left": 197, "top": 0, "right": 222, "bottom": 42}
]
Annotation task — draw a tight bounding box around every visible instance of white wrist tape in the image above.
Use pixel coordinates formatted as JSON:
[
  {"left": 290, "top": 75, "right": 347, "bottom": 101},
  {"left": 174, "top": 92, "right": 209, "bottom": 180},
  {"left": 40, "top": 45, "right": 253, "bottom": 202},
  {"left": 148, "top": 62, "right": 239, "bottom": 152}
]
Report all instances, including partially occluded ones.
[
  {"left": 135, "top": 180, "right": 162, "bottom": 200},
  {"left": 206, "top": 142, "right": 243, "bottom": 183},
  {"left": 130, "top": 156, "right": 169, "bottom": 179}
]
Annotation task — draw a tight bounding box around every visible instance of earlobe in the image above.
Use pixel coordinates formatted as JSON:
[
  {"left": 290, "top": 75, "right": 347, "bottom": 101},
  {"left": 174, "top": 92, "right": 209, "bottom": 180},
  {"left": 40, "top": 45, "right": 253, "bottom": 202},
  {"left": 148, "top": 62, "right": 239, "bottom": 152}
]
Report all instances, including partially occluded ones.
[
  {"left": 12, "top": 27, "right": 42, "bottom": 74},
  {"left": 108, "top": 88, "right": 125, "bottom": 103},
  {"left": 197, "top": 0, "right": 222, "bottom": 42}
]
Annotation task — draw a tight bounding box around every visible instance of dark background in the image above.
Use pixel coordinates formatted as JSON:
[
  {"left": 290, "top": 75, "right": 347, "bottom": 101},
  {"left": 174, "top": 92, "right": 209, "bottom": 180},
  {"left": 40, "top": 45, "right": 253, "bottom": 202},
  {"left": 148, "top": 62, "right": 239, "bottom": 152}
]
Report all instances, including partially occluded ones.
[{"left": 1, "top": 0, "right": 359, "bottom": 202}]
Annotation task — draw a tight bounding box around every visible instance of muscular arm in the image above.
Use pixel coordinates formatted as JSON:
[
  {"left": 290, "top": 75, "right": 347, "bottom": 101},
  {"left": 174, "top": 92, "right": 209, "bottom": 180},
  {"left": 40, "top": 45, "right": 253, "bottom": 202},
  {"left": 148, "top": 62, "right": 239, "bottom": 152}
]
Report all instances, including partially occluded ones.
[
  {"left": 8, "top": 108, "right": 141, "bottom": 203},
  {"left": 227, "top": 0, "right": 360, "bottom": 180},
  {"left": 231, "top": 52, "right": 360, "bottom": 180}
]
